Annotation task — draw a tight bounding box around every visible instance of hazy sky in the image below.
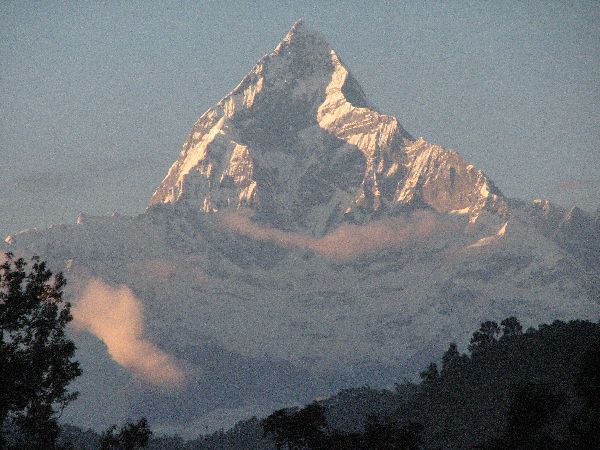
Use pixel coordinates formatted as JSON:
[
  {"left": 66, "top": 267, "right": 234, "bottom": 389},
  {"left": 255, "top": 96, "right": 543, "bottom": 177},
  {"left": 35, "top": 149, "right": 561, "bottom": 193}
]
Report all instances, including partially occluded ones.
[{"left": 1, "top": 1, "right": 598, "bottom": 236}]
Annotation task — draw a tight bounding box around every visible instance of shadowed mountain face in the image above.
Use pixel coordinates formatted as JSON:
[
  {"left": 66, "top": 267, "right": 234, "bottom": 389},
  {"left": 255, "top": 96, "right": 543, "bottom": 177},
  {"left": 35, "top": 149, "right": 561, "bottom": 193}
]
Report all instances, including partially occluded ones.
[
  {"left": 3, "top": 22, "right": 599, "bottom": 436},
  {"left": 149, "top": 21, "right": 505, "bottom": 235}
]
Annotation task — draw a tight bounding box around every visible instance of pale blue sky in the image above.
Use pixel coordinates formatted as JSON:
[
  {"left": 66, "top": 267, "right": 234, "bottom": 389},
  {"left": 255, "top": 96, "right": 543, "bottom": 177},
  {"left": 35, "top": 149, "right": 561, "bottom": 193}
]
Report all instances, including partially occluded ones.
[{"left": 1, "top": 1, "right": 598, "bottom": 235}]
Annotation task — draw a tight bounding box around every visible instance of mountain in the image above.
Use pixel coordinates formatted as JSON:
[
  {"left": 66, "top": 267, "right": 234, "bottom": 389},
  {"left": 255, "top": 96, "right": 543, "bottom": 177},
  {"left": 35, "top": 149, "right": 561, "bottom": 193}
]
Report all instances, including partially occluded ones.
[
  {"left": 149, "top": 20, "right": 506, "bottom": 234},
  {"left": 2, "top": 22, "right": 599, "bottom": 436}
]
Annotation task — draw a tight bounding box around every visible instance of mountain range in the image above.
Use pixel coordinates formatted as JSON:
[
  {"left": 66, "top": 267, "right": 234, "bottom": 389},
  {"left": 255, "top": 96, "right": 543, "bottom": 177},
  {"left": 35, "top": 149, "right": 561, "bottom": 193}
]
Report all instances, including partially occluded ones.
[{"left": 3, "top": 21, "right": 599, "bottom": 436}]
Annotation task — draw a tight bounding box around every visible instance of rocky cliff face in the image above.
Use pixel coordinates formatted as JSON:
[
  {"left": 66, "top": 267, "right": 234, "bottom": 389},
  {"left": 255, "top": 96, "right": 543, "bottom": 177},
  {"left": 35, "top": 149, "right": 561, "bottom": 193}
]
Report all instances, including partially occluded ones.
[{"left": 149, "top": 21, "right": 506, "bottom": 235}]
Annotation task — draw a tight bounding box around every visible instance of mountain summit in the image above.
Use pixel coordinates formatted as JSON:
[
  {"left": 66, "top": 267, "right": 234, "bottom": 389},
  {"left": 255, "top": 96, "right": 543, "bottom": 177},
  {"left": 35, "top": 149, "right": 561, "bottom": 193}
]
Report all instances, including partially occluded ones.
[{"left": 149, "top": 22, "right": 506, "bottom": 235}]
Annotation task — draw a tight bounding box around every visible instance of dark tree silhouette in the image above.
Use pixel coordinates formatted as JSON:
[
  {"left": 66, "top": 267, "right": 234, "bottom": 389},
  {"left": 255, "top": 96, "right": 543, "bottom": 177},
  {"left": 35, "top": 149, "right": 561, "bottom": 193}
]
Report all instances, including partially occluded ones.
[
  {"left": 570, "top": 336, "right": 600, "bottom": 447},
  {"left": 504, "top": 383, "right": 560, "bottom": 447},
  {"left": 0, "top": 253, "right": 81, "bottom": 448},
  {"left": 262, "top": 403, "right": 328, "bottom": 449},
  {"left": 100, "top": 426, "right": 121, "bottom": 450},
  {"left": 468, "top": 321, "right": 500, "bottom": 354},
  {"left": 500, "top": 317, "right": 522, "bottom": 337},
  {"left": 32, "top": 316, "right": 598, "bottom": 449},
  {"left": 263, "top": 405, "right": 423, "bottom": 449},
  {"left": 574, "top": 336, "right": 600, "bottom": 408},
  {"left": 100, "top": 418, "right": 152, "bottom": 450},
  {"left": 419, "top": 363, "right": 439, "bottom": 385},
  {"left": 363, "top": 415, "right": 423, "bottom": 450},
  {"left": 441, "top": 343, "right": 467, "bottom": 378}
]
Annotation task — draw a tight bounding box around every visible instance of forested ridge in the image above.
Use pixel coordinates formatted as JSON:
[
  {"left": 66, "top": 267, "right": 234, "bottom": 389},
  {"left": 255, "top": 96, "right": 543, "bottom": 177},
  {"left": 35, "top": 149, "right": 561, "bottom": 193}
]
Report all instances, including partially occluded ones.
[{"left": 53, "top": 318, "right": 600, "bottom": 449}]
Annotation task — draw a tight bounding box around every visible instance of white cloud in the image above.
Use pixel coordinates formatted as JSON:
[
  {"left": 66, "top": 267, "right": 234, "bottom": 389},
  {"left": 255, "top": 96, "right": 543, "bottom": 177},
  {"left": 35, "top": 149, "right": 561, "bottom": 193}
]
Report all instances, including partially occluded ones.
[
  {"left": 72, "top": 278, "right": 185, "bottom": 388},
  {"left": 219, "top": 210, "right": 461, "bottom": 261}
]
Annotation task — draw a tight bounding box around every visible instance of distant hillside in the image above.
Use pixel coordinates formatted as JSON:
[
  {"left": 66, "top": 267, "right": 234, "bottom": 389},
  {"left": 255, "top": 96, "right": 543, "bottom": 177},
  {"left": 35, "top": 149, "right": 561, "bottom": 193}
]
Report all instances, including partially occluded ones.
[
  {"left": 57, "top": 317, "right": 599, "bottom": 449},
  {"left": 194, "top": 318, "right": 600, "bottom": 449}
]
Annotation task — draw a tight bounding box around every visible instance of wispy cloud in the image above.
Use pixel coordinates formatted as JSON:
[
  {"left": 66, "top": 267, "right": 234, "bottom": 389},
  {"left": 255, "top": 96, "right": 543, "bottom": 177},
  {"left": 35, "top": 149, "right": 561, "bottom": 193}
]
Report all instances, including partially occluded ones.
[
  {"left": 219, "top": 210, "right": 461, "bottom": 261},
  {"left": 72, "top": 278, "right": 185, "bottom": 388}
]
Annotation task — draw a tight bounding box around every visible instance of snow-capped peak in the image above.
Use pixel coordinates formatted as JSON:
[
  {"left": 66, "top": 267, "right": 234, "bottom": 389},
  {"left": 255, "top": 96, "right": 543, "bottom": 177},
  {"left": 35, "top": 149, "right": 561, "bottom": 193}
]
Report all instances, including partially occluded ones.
[
  {"left": 149, "top": 22, "right": 506, "bottom": 234},
  {"left": 276, "top": 20, "right": 329, "bottom": 52}
]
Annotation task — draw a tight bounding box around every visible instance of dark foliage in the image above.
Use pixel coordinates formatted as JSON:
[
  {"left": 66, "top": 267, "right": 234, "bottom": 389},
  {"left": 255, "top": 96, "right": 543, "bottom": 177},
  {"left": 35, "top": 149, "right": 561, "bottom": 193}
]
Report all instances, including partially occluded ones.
[
  {"left": 418, "top": 363, "right": 439, "bottom": 385},
  {"left": 361, "top": 416, "right": 423, "bottom": 449},
  {"left": 486, "top": 383, "right": 563, "bottom": 448},
  {"left": 506, "top": 383, "right": 560, "bottom": 437},
  {"left": 189, "top": 416, "right": 273, "bottom": 449},
  {"left": 574, "top": 334, "right": 600, "bottom": 409},
  {"left": 0, "top": 253, "right": 81, "bottom": 449},
  {"left": 500, "top": 316, "right": 523, "bottom": 337},
  {"left": 467, "top": 320, "right": 501, "bottom": 354},
  {"left": 416, "top": 319, "right": 600, "bottom": 448},
  {"left": 262, "top": 403, "right": 328, "bottom": 449},
  {"left": 255, "top": 318, "right": 600, "bottom": 449},
  {"left": 99, "top": 418, "right": 152, "bottom": 450},
  {"left": 441, "top": 343, "right": 468, "bottom": 378},
  {"left": 45, "top": 317, "right": 600, "bottom": 449},
  {"left": 262, "top": 405, "right": 423, "bottom": 450},
  {"left": 568, "top": 334, "right": 600, "bottom": 449}
]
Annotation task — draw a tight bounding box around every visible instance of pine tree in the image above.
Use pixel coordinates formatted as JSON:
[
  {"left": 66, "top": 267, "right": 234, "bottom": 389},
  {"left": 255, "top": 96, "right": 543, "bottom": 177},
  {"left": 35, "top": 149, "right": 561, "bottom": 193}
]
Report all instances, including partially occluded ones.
[
  {"left": 441, "top": 343, "right": 466, "bottom": 378},
  {"left": 419, "top": 363, "right": 439, "bottom": 385}
]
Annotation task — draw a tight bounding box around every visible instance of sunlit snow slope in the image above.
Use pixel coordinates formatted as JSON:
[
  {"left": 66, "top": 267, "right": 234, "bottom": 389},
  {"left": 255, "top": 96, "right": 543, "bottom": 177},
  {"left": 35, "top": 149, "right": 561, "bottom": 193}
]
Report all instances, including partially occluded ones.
[{"left": 149, "top": 21, "right": 506, "bottom": 234}]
